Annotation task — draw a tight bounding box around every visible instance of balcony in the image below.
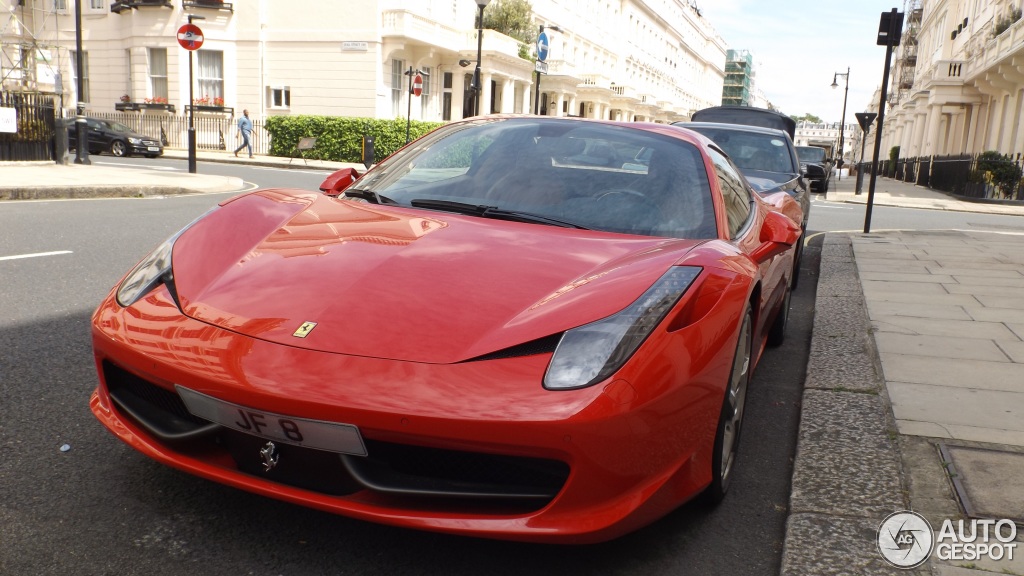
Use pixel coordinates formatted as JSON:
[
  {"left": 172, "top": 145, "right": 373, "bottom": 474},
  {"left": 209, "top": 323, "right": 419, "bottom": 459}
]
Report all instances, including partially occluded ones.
[
  {"left": 382, "top": 10, "right": 465, "bottom": 52},
  {"left": 979, "top": 16, "right": 1024, "bottom": 72},
  {"left": 111, "top": 0, "right": 172, "bottom": 13},
  {"left": 182, "top": 0, "right": 233, "bottom": 11},
  {"left": 543, "top": 59, "right": 578, "bottom": 78},
  {"left": 933, "top": 60, "right": 967, "bottom": 82},
  {"left": 610, "top": 84, "right": 639, "bottom": 101},
  {"left": 578, "top": 74, "right": 613, "bottom": 90}
]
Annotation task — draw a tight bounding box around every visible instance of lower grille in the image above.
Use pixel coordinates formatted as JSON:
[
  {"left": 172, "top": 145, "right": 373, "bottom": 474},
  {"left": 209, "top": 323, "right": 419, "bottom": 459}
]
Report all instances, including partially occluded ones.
[
  {"left": 101, "top": 361, "right": 570, "bottom": 511},
  {"left": 104, "top": 361, "right": 218, "bottom": 441}
]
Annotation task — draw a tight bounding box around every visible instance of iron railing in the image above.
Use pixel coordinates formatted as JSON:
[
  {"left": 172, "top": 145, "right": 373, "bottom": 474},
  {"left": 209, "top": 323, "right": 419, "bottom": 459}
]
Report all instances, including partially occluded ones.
[
  {"left": 883, "top": 153, "right": 1024, "bottom": 200},
  {"left": 0, "top": 91, "right": 57, "bottom": 162},
  {"left": 75, "top": 111, "right": 272, "bottom": 156}
]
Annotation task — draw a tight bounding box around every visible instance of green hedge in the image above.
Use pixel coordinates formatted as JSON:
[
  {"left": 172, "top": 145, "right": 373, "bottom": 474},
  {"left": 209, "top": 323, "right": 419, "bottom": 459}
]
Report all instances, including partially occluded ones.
[{"left": 263, "top": 116, "right": 446, "bottom": 163}]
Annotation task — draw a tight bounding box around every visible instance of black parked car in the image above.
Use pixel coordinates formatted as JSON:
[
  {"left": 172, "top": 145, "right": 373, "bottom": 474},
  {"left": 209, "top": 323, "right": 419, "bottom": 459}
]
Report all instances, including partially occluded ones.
[
  {"left": 796, "top": 146, "right": 833, "bottom": 192},
  {"left": 67, "top": 117, "right": 163, "bottom": 158},
  {"left": 675, "top": 107, "right": 810, "bottom": 285}
]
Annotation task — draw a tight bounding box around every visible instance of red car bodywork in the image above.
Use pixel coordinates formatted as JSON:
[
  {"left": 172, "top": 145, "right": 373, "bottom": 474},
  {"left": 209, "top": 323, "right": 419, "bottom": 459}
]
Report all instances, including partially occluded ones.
[{"left": 90, "top": 118, "right": 801, "bottom": 543}]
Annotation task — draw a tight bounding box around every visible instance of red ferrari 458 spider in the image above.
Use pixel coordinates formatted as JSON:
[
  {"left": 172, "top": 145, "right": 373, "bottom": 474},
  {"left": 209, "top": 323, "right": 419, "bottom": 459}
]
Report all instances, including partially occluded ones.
[{"left": 90, "top": 116, "right": 802, "bottom": 544}]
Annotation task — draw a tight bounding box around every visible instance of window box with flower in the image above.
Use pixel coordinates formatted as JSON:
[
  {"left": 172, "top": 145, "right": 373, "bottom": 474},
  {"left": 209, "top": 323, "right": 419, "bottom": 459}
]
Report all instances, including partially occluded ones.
[
  {"left": 116, "top": 96, "right": 175, "bottom": 113},
  {"left": 187, "top": 95, "right": 232, "bottom": 115}
]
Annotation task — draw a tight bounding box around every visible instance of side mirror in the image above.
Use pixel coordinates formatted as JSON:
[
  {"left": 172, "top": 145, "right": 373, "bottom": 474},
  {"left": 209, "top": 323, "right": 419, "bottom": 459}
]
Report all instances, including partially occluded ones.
[
  {"left": 751, "top": 210, "right": 801, "bottom": 263},
  {"left": 319, "top": 168, "right": 361, "bottom": 196}
]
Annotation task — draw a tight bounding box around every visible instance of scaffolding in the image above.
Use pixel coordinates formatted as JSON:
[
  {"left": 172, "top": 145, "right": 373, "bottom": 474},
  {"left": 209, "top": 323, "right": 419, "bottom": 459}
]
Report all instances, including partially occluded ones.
[
  {"left": 1, "top": 0, "right": 66, "bottom": 94},
  {"left": 721, "top": 49, "right": 753, "bottom": 106},
  {"left": 890, "top": 0, "right": 921, "bottom": 105}
]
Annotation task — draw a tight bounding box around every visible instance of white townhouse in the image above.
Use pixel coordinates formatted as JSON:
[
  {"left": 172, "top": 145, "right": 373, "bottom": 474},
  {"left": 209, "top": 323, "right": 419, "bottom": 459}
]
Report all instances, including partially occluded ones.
[
  {"left": 794, "top": 121, "right": 857, "bottom": 163},
  {"left": 2, "top": 0, "right": 727, "bottom": 124},
  {"left": 878, "top": 0, "right": 1024, "bottom": 158}
]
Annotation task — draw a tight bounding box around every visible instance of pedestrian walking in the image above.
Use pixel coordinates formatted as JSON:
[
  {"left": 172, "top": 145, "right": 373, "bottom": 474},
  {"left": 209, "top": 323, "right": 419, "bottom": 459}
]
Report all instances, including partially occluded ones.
[{"left": 234, "top": 109, "right": 253, "bottom": 158}]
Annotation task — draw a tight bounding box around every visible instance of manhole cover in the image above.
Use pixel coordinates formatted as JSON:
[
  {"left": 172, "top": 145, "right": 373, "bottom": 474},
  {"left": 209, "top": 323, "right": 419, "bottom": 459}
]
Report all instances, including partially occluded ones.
[{"left": 940, "top": 444, "right": 1024, "bottom": 524}]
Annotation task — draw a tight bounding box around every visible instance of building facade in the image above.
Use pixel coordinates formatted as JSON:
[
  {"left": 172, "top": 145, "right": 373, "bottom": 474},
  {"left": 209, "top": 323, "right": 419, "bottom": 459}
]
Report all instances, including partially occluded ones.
[
  {"left": 2, "top": 0, "right": 728, "bottom": 124},
  {"left": 795, "top": 121, "right": 857, "bottom": 163},
  {"left": 879, "top": 0, "right": 1024, "bottom": 159}
]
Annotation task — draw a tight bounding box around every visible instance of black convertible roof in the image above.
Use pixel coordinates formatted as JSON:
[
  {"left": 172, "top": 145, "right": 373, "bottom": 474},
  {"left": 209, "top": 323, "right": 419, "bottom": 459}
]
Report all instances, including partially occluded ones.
[{"left": 689, "top": 106, "right": 796, "bottom": 139}]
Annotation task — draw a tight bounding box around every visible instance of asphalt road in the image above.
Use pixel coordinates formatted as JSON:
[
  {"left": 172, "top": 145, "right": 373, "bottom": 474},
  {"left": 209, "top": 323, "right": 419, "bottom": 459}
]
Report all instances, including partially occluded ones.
[
  {"left": 807, "top": 191, "right": 1024, "bottom": 233},
  {"left": 0, "top": 170, "right": 813, "bottom": 575}
]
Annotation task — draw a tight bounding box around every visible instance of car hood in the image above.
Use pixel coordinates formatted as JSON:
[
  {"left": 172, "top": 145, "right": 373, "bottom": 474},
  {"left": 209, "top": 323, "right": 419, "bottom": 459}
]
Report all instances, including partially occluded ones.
[
  {"left": 743, "top": 172, "right": 800, "bottom": 194},
  {"left": 121, "top": 130, "right": 159, "bottom": 141},
  {"left": 170, "top": 189, "right": 705, "bottom": 363}
]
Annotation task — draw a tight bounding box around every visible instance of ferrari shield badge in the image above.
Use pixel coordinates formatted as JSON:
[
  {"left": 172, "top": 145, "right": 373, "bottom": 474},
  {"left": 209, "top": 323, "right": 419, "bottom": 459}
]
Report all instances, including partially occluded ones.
[{"left": 292, "top": 321, "right": 317, "bottom": 338}]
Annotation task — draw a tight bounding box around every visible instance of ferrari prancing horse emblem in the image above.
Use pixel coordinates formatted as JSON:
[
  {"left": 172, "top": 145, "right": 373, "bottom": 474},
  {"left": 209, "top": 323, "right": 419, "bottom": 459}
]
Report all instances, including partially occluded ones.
[
  {"left": 292, "top": 321, "right": 317, "bottom": 338},
  {"left": 260, "top": 441, "right": 279, "bottom": 472}
]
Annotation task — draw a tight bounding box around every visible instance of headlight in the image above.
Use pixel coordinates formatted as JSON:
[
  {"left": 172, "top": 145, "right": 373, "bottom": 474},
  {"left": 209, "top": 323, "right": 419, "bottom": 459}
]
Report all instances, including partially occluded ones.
[
  {"left": 543, "top": 266, "right": 701, "bottom": 390},
  {"left": 115, "top": 207, "right": 217, "bottom": 307},
  {"left": 128, "top": 137, "right": 142, "bottom": 145}
]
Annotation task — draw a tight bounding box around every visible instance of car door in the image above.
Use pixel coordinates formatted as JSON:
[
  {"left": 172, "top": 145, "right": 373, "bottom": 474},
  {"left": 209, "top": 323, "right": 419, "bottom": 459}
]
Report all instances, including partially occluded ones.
[
  {"left": 85, "top": 119, "right": 111, "bottom": 153},
  {"left": 707, "top": 145, "right": 789, "bottom": 340}
]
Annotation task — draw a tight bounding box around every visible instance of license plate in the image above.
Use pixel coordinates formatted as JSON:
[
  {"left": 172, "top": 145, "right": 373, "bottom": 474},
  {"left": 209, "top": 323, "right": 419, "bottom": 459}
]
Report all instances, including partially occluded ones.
[
  {"left": 147, "top": 146, "right": 160, "bottom": 152},
  {"left": 176, "top": 386, "right": 367, "bottom": 455}
]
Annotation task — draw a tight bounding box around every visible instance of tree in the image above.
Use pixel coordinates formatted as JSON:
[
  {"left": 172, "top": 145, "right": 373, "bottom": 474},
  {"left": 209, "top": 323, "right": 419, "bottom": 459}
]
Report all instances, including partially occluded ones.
[
  {"left": 790, "top": 113, "right": 823, "bottom": 124},
  {"left": 483, "top": 0, "right": 536, "bottom": 59}
]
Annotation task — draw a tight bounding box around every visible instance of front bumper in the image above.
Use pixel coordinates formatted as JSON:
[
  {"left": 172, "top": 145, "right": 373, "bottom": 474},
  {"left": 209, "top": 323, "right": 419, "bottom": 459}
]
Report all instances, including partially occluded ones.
[
  {"left": 90, "top": 284, "right": 735, "bottom": 543},
  {"left": 130, "top": 141, "right": 163, "bottom": 155}
]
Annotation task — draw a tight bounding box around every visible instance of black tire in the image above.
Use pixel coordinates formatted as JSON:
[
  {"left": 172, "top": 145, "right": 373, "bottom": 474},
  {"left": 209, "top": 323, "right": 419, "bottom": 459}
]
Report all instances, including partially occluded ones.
[
  {"left": 767, "top": 280, "right": 792, "bottom": 347},
  {"left": 791, "top": 229, "right": 804, "bottom": 290},
  {"left": 110, "top": 140, "right": 128, "bottom": 157},
  {"left": 703, "top": 303, "right": 753, "bottom": 504}
]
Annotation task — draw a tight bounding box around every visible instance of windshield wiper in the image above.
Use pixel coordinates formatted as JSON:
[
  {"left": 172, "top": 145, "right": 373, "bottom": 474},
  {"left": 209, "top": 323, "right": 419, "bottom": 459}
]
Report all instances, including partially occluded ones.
[
  {"left": 342, "top": 189, "right": 395, "bottom": 204},
  {"left": 484, "top": 207, "right": 590, "bottom": 229},
  {"left": 410, "top": 198, "right": 490, "bottom": 214},
  {"left": 409, "top": 199, "right": 589, "bottom": 229}
]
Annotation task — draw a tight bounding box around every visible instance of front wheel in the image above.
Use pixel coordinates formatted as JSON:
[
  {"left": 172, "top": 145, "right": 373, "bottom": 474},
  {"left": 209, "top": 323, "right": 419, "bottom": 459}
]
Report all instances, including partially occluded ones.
[
  {"left": 703, "top": 303, "right": 753, "bottom": 504},
  {"left": 767, "top": 281, "right": 792, "bottom": 347},
  {"left": 110, "top": 140, "right": 128, "bottom": 157}
]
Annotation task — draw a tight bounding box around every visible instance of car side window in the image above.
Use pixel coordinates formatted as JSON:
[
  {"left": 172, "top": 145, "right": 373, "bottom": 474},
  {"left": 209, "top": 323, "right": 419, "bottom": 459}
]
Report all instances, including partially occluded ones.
[{"left": 707, "top": 147, "right": 752, "bottom": 238}]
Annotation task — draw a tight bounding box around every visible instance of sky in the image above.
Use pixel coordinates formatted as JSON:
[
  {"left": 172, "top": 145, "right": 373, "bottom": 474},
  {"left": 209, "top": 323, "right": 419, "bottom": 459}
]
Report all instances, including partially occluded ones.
[{"left": 697, "top": 0, "right": 907, "bottom": 124}]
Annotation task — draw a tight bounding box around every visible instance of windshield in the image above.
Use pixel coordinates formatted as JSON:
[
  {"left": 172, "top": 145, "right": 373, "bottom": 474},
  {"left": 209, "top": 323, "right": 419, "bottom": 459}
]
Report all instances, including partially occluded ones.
[
  {"left": 796, "top": 147, "right": 827, "bottom": 163},
  {"left": 351, "top": 118, "right": 718, "bottom": 239},
  {"left": 686, "top": 126, "right": 796, "bottom": 175},
  {"left": 108, "top": 122, "right": 133, "bottom": 133}
]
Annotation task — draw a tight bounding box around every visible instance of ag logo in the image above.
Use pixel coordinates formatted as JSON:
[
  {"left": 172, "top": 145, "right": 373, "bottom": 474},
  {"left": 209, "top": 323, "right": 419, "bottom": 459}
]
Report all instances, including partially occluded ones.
[{"left": 877, "top": 511, "right": 934, "bottom": 568}]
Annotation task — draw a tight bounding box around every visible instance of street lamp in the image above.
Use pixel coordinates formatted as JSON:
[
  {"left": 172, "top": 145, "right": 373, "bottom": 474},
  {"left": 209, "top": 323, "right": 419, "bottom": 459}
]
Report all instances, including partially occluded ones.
[
  {"left": 831, "top": 67, "right": 849, "bottom": 181},
  {"left": 533, "top": 24, "right": 562, "bottom": 115},
  {"left": 471, "top": 0, "right": 491, "bottom": 117},
  {"left": 73, "top": 0, "right": 89, "bottom": 165},
  {"left": 186, "top": 14, "right": 205, "bottom": 174}
]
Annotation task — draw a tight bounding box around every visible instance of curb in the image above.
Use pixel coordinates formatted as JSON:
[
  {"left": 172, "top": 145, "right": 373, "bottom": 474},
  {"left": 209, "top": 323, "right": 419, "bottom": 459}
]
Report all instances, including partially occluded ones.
[
  {"left": 0, "top": 185, "right": 240, "bottom": 201},
  {"left": 780, "top": 233, "right": 923, "bottom": 576}
]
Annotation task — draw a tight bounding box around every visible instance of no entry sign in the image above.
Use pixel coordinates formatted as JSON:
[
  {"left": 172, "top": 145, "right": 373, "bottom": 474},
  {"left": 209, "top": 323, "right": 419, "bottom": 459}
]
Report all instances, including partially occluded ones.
[
  {"left": 412, "top": 74, "right": 423, "bottom": 97},
  {"left": 177, "top": 23, "right": 204, "bottom": 50}
]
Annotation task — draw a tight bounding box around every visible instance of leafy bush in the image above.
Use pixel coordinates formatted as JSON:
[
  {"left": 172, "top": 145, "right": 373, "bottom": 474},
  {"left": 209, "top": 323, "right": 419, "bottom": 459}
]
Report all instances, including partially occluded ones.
[
  {"left": 263, "top": 116, "right": 446, "bottom": 163},
  {"left": 994, "top": 6, "right": 1022, "bottom": 37},
  {"left": 975, "top": 150, "right": 1023, "bottom": 198},
  {"left": 888, "top": 145, "right": 900, "bottom": 165},
  {"left": 887, "top": 146, "right": 900, "bottom": 177}
]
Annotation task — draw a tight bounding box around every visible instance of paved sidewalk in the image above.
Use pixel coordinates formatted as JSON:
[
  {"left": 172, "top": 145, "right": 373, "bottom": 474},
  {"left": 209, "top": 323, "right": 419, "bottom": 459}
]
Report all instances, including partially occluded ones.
[
  {"left": 0, "top": 149, "right": 364, "bottom": 200},
  {"left": 826, "top": 170, "right": 1024, "bottom": 216},
  {"left": 783, "top": 225, "right": 1024, "bottom": 574}
]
